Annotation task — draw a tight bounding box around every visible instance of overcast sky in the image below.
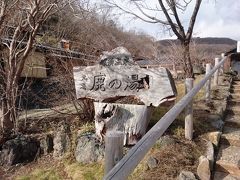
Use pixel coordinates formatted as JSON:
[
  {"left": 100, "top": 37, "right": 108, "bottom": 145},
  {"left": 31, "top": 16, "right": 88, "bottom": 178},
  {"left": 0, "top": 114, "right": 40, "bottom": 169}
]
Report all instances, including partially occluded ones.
[{"left": 112, "top": 0, "right": 240, "bottom": 40}]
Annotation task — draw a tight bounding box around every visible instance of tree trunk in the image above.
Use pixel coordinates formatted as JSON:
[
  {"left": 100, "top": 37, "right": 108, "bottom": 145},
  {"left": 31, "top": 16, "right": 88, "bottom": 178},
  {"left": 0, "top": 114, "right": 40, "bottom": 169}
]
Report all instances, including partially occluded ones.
[
  {"left": 182, "top": 42, "right": 194, "bottom": 78},
  {"left": 1, "top": 99, "right": 14, "bottom": 136},
  {"left": 1, "top": 76, "right": 18, "bottom": 137}
]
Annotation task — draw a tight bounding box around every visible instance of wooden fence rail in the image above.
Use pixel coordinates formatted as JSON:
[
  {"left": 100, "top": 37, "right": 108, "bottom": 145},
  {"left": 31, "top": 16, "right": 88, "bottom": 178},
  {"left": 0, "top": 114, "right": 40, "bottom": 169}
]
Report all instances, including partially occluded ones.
[{"left": 103, "top": 56, "right": 227, "bottom": 180}]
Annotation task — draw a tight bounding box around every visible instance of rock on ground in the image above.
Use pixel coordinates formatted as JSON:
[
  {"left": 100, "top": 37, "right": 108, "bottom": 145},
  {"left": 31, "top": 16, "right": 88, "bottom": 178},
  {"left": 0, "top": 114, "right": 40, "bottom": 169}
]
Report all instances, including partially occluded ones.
[
  {"left": 53, "top": 124, "right": 71, "bottom": 159},
  {"left": 156, "top": 135, "right": 176, "bottom": 148},
  {"left": 0, "top": 135, "right": 39, "bottom": 166},
  {"left": 207, "top": 131, "right": 222, "bottom": 147},
  {"left": 206, "top": 141, "right": 214, "bottom": 171},
  {"left": 146, "top": 156, "right": 158, "bottom": 170},
  {"left": 178, "top": 171, "right": 197, "bottom": 180},
  {"left": 197, "top": 156, "right": 211, "bottom": 180},
  {"left": 75, "top": 133, "right": 104, "bottom": 164},
  {"left": 201, "top": 114, "right": 224, "bottom": 131}
]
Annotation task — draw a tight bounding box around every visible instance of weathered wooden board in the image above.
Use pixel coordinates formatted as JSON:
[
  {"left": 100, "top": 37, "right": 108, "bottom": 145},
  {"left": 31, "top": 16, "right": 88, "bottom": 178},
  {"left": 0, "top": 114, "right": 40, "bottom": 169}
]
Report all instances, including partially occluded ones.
[
  {"left": 73, "top": 65, "right": 177, "bottom": 107},
  {"left": 21, "top": 51, "right": 47, "bottom": 78},
  {"left": 94, "top": 102, "right": 152, "bottom": 145}
]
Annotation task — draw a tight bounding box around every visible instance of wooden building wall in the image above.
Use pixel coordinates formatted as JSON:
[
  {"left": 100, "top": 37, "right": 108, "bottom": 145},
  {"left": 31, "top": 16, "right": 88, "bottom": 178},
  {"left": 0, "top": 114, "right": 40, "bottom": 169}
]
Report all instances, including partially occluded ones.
[{"left": 21, "top": 51, "right": 47, "bottom": 78}]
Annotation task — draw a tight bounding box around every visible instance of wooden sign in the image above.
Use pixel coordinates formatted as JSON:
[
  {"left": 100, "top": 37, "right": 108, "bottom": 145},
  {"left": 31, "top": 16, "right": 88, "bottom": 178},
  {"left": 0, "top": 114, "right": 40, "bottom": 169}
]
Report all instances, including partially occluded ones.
[
  {"left": 73, "top": 65, "right": 177, "bottom": 107},
  {"left": 73, "top": 47, "right": 177, "bottom": 145}
]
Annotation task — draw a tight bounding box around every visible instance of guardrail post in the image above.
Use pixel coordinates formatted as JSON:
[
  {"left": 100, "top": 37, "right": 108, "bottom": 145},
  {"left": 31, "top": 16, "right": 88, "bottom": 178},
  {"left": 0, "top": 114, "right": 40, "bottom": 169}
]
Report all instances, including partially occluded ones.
[
  {"left": 185, "top": 78, "right": 194, "bottom": 140},
  {"left": 104, "top": 131, "right": 124, "bottom": 175},
  {"left": 214, "top": 58, "right": 220, "bottom": 86},
  {"left": 237, "top": 41, "right": 240, "bottom": 53},
  {"left": 205, "top": 63, "right": 211, "bottom": 102},
  {"left": 220, "top": 53, "right": 225, "bottom": 75}
]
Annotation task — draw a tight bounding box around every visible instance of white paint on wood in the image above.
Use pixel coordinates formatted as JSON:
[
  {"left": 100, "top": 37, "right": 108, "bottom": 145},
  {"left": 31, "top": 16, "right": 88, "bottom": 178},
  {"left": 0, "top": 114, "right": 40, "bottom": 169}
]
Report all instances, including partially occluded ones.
[
  {"left": 237, "top": 41, "right": 240, "bottom": 53},
  {"left": 185, "top": 78, "right": 194, "bottom": 140},
  {"left": 220, "top": 54, "right": 225, "bottom": 75},
  {"left": 73, "top": 65, "right": 177, "bottom": 107},
  {"left": 205, "top": 64, "right": 211, "bottom": 102},
  {"left": 104, "top": 131, "right": 124, "bottom": 175},
  {"left": 214, "top": 58, "right": 220, "bottom": 86},
  {"left": 94, "top": 102, "right": 151, "bottom": 145}
]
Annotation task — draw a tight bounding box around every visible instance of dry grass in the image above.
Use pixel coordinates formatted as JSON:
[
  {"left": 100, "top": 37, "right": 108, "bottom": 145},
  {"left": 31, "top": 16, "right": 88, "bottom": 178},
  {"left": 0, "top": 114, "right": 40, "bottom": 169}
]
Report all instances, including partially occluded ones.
[
  {"left": 129, "top": 138, "right": 205, "bottom": 180},
  {"left": 64, "top": 162, "right": 104, "bottom": 180},
  {"left": 176, "top": 74, "right": 205, "bottom": 102},
  {"left": 139, "top": 140, "right": 204, "bottom": 180},
  {"left": 9, "top": 155, "right": 104, "bottom": 180},
  {"left": 16, "top": 168, "right": 62, "bottom": 180}
]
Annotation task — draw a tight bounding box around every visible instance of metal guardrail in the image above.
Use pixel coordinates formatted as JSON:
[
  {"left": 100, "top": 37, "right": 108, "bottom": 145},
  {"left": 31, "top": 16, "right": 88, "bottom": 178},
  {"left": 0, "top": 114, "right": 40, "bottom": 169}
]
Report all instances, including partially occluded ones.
[{"left": 103, "top": 56, "right": 227, "bottom": 180}]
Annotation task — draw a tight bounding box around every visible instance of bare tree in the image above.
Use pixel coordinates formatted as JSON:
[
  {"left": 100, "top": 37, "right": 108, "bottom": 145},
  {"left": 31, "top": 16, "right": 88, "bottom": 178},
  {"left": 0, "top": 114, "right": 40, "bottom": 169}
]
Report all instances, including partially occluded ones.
[
  {"left": 103, "top": 0, "right": 202, "bottom": 78},
  {"left": 0, "top": 0, "right": 63, "bottom": 138}
]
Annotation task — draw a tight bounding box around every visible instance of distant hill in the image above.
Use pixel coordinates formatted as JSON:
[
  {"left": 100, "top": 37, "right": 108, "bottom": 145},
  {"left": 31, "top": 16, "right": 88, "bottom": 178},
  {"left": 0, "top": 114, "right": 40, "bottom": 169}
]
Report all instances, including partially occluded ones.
[
  {"left": 157, "top": 37, "right": 237, "bottom": 62},
  {"left": 158, "top": 37, "right": 237, "bottom": 46}
]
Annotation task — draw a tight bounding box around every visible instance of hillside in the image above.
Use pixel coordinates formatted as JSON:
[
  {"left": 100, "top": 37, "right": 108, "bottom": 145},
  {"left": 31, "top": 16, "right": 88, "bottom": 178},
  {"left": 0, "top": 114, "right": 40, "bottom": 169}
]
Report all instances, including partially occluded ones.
[
  {"left": 158, "top": 37, "right": 237, "bottom": 46},
  {"left": 156, "top": 37, "right": 236, "bottom": 67}
]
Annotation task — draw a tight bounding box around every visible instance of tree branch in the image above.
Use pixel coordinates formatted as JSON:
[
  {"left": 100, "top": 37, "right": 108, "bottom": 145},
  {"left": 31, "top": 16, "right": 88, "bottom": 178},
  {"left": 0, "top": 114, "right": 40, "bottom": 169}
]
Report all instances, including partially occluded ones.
[
  {"left": 158, "top": 0, "right": 183, "bottom": 40},
  {"left": 168, "top": 0, "right": 186, "bottom": 39},
  {"left": 186, "top": 0, "right": 202, "bottom": 41}
]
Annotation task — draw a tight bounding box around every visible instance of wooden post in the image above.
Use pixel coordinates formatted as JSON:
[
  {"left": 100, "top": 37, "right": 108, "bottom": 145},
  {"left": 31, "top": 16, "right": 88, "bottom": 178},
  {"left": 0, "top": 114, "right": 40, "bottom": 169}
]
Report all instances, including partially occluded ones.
[
  {"left": 205, "top": 64, "right": 211, "bottom": 102},
  {"left": 237, "top": 41, "right": 240, "bottom": 53},
  {"left": 214, "top": 58, "right": 220, "bottom": 86},
  {"left": 104, "top": 131, "right": 124, "bottom": 175},
  {"left": 219, "top": 53, "right": 225, "bottom": 75},
  {"left": 185, "top": 78, "right": 194, "bottom": 140}
]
